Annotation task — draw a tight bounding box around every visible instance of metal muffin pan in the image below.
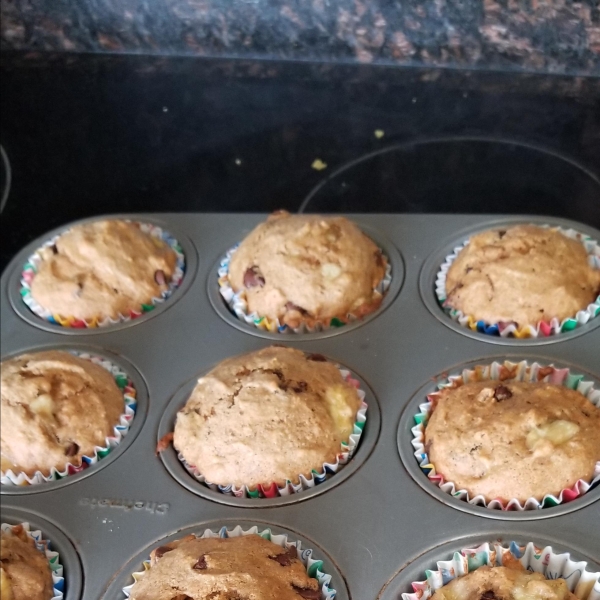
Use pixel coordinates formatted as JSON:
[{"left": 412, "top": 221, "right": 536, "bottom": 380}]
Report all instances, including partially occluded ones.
[{"left": 1, "top": 213, "right": 598, "bottom": 600}]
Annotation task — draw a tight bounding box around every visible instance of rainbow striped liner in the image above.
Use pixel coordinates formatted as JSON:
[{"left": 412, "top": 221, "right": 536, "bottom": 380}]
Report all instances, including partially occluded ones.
[
  {"left": 1, "top": 522, "right": 65, "bottom": 600},
  {"left": 122, "top": 525, "right": 337, "bottom": 600},
  {"left": 411, "top": 360, "right": 600, "bottom": 511},
  {"left": 180, "top": 368, "right": 367, "bottom": 498},
  {"left": 218, "top": 243, "right": 392, "bottom": 334},
  {"left": 403, "top": 540, "right": 600, "bottom": 600},
  {"left": 436, "top": 226, "right": 600, "bottom": 338},
  {"left": 20, "top": 221, "right": 185, "bottom": 328},
  {"left": 1, "top": 351, "right": 137, "bottom": 486}
]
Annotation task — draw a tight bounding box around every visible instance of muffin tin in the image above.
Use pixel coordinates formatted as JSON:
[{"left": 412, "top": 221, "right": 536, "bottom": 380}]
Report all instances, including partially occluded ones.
[{"left": 1, "top": 213, "right": 598, "bottom": 600}]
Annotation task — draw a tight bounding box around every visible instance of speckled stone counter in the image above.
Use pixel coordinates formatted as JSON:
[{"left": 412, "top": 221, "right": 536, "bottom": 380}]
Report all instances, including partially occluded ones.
[{"left": 1, "top": 0, "right": 600, "bottom": 75}]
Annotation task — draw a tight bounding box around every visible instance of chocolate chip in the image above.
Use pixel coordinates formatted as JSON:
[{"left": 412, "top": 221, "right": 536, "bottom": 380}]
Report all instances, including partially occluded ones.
[
  {"left": 285, "top": 302, "right": 309, "bottom": 316},
  {"left": 494, "top": 385, "right": 513, "bottom": 401},
  {"left": 154, "top": 269, "right": 166, "bottom": 285},
  {"left": 192, "top": 554, "right": 207, "bottom": 570},
  {"left": 307, "top": 353, "right": 327, "bottom": 362},
  {"left": 243, "top": 266, "right": 265, "bottom": 288},
  {"left": 270, "top": 545, "right": 298, "bottom": 566},
  {"left": 270, "top": 553, "right": 291, "bottom": 566},
  {"left": 481, "top": 592, "right": 500, "bottom": 600},
  {"left": 497, "top": 230, "right": 507, "bottom": 238},
  {"left": 154, "top": 545, "right": 174, "bottom": 559},
  {"left": 292, "top": 585, "right": 321, "bottom": 599},
  {"left": 51, "top": 244, "right": 59, "bottom": 255},
  {"left": 292, "top": 381, "right": 308, "bottom": 393},
  {"left": 65, "top": 442, "right": 79, "bottom": 457}
]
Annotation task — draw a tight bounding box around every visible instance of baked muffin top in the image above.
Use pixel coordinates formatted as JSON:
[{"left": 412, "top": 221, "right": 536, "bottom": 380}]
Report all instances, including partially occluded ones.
[
  {"left": 30, "top": 220, "right": 178, "bottom": 320},
  {"left": 431, "top": 564, "right": 576, "bottom": 600},
  {"left": 444, "top": 225, "right": 600, "bottom": 326},
  {"left": 0, "top": 526, "right": 54, "bottom": 600},
  {"left": 228, "top": 211, "right": 386, "bottom": 327},
  {"left": 173, "top": 346, "right": 362, "bottom": 487},
  {"left": 128, "top": 534, "right": 321, "bottom": 600},
  {"left": 1, "top": 350, "right": 124, "bottom": 476},
  {"left": 425, "top": 380, "right": 600, "bottom": 501}
]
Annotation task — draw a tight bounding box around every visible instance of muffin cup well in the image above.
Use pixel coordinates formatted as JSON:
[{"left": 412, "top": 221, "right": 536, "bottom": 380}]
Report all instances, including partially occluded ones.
[
  {"left": 218, "top": 243, "right": 392, "bottom": 334},
  {"left": 402, "top": 540, "right": 600, "bottom": 600},
  {"left": 435, "top": 226, "right": 600, "bottom": 338},
  {"left": 1, "top": 351, "right": 137, "bottom": 486},
  {"left": 176, "top": 366, "right": 368, "bottom": 499},
  {"left": 121, "top": 524, "right": 337, "bottom": 599},
  {"left": 411, "top": 360, "right": 600, "bottom": 511},
  {"left": 1, "top": 521, "right": 65, "bottom": 600},
  {"left": 20, "top": 221, "right": 186, "bottom": 329}
]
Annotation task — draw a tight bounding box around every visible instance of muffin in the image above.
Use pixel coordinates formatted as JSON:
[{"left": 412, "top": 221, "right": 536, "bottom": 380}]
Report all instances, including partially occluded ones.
[
  {"left": 29, "top": 220, "right": 178, "bottom": 321},
  {"left": 444, "top": 225, "right": 600, "bottom": 327},
  {"left": 0, "top": 526, "right": 54, "bottom": 600},
  {"left": 1, "top": 350, "right": 124, "bottom": 476},
  {"left": 424, "top": 380, "right": 600, "bottom": 501},
  {"left": 128, "top": 534, "right": 321, "bottom": 600},
  {"left": 431, "top": 564, "right": 576, "bottom": 600},
  {"left": 173, "top": 346, "right": 362, "bottom": 488},
  {"left": 227, "top": 211, "right": 387, "bottom": 328}
]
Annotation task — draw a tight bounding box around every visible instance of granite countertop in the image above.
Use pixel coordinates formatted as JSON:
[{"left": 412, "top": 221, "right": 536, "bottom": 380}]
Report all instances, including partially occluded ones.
[
  {"left": 1, "top": 52, "right": 599, "bottom": 272},
  {"left": 2, "top": 0, "right": 600, "bottom": 75}
]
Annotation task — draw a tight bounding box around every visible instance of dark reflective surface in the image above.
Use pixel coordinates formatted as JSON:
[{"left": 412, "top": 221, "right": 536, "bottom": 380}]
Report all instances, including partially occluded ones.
[{"left": 302, "top": 138, "right": 600, "bottom": 219}]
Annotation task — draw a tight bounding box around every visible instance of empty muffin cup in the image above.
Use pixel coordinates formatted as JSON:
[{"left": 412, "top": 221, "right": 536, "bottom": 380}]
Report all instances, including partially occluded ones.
[
  {"left": 403, "top": 540, "right": 599, "bottom": 599},
  {"left": 411, "top": 360, "right": 600, "bottom": 511},
  {"left": 1, "top": 351, "right": 137, "bottom": 486},
  {"left": 20, "top": 220, "right": 185, "bottom": 329},
  {"left": 1, "top": 521, "right": 65, "bottom": 600},
  {"left": 122, "top": 524, "right": 337, "bottom": 600},
  {"left": 435, "top": 226, "right": 600, "bottom": 338}
]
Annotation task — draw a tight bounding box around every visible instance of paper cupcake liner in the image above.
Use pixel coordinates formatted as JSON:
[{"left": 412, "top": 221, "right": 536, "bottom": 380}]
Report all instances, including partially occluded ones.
[
  {"left": 1, "top": 351, "right": 137, "bottom": 486},
  {"left": 218, "top": 243, "right": 392, "bottom": 333},
  {"left": 20, "top": 221, "right": 186, "bottom": 328},
  {"left": 122, "top": 524, "right": 337, "bottom": 599},
  {"left": 435, "top": 226, "right": 600, "bottom": 338},
  {"left": 411, "top": 360, "right": 600, "bottom": 511},
  {"left": 1, "top": 521, "right": 65, "bottom": 600},
  {"left": 403, "top": 540, "right": 600, "bottom": 600},
  {"left": 179, "top": 367, "right": 368, "bottom": 498}
]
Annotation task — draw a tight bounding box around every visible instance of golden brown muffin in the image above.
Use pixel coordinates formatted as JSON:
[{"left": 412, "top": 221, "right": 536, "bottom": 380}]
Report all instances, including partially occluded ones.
[
  {"left": 431, "top": 564, "right": 576, "bottom": 600},
  {"left": 228, "top": 211, "right": 386, "bottom": 328},
  {"left": 444, "top": 225, "right": 600, "bottom": 326},
  {"left": 0, "top": 526, "right": 54, "bottom": 600},
  {"left": 1, "top": 350, "right": 124, "bottom": 476},
  {"left": 30, "top": 220, "right": 177, "bottom": 320},
  {"left": 425, "top": 380, "right": 600, "bottom": 501},
  {"left": 128, "top": 534, "right": 321, "bottom": 600},
  {"left": 173, "top": 346, "right": 362, "bottom": 488}
]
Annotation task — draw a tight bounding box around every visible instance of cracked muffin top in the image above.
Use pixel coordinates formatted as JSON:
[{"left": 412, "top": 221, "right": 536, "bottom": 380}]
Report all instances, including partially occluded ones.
[
  {"left": 425, "top": 380, "right": 600, "bottom": 502},
  {"left": 1, "top": 526, "right": 54, "bottom": 600},
  {"left": 173, "top": 346, "right": 362, "bottom": 487},
  {"left": 1, "top": 350, "right": 124, "bottom": 476},
  {"left": 228, "top": 211, "right": 387, "bottom": 328},
  {"left": 128, "top": 534, "right": 321, "bottom": 600},
  {"left": 444, "top": 225, "right": 600, "bottom": 327},
  {"left": 431, "top": 564, "right": 577, "bottom": 600},
  {"left": 30, "top": 220, "right": 177, "bottom": 320}
]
